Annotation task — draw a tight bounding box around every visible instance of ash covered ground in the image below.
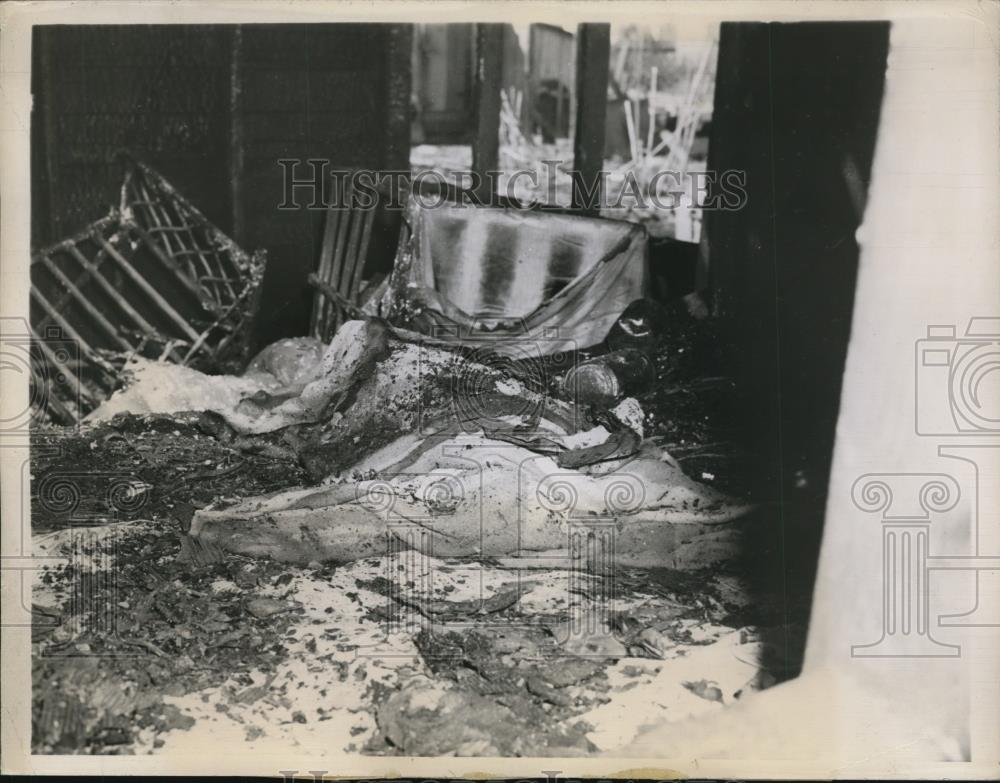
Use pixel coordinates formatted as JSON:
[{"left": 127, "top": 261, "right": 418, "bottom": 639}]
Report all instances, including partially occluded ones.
[{"left": 30, "top": 301, "right": 807, "bottom": 755}]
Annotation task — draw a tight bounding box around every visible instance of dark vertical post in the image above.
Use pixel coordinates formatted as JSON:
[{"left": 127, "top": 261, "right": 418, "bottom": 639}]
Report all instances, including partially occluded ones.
[
  {"left": 703, "top": 21, "right": 890, "bottom": 676},
  {"left": 228, "top": 25, "right": 245, "bottom": 242},
  {"left": 526, "top": 25, "right": 538, "bottom": 134},
  {"left": 365, "top": 23, "right": 413, "bottom": 279},
  {"left": 572, "top": 23, "right": 610, "bottom": 214},
  {"left": 472, "top": 23, "right": 503, "bottom": 202},
  {"left": 383, "top": 24, "right": 414, "bottom": 172},
  {"left": 33, "top": 27, "right": 61, "bottom": 243}
]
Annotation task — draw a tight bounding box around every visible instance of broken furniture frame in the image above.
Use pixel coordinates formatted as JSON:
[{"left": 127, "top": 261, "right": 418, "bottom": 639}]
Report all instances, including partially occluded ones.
[{"left": 29, "top": 158, "right": 267, "bottom": 423}]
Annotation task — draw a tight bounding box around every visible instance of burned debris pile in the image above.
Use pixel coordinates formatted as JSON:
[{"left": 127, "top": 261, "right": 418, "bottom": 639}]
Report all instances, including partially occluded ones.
[
  {"left": 75, "top": 312, "right": 747, "bottom": 568},
  {"left": 29, "top": 160, "right": 782, "bottom": 755}
]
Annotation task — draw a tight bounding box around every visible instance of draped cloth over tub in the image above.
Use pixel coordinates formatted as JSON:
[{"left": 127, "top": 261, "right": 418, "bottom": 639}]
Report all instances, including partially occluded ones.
[{"left": 378, "top": 196, "right": 649, "bottom": 356}]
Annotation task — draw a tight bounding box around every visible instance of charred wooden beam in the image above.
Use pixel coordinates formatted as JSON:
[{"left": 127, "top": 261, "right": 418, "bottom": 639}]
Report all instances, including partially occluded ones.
[
  {"left": 472, "top": 23, "right": 504, "bottom": 202},
  {"left": 229, "top": 24, "right": 246, "bottom": 242},
  {"left": 383, "top": 24, "right": 414, "bottom": 172},
  {"left": 572, "top": 23, "right": 611, "bottom": 215}
]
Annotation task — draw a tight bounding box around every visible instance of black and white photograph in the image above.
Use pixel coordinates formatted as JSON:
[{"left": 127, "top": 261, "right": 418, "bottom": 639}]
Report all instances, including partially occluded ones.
[{"left": 1, "top": 1, "right": 998, "bottom": 777}]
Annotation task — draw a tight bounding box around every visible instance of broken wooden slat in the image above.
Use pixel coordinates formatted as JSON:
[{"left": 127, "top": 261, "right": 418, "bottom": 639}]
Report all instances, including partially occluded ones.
[
  {"left": 129, "top": 177, "right": 185, "bottom": 260},
  {"left": 311, "top": 199, "right": 342, "bottom": 337},
  {"left": 347, "top": 205, "right": 376, "bottom": 306},
  {"left": 309, "top": 171, "right": 385, "bottom": 342},
  {"left": 93, "top": 233, "right": 203, "bottom": 344},
  {"left": 340, "top": 199, "right": 367, "bottom": 314},
  {"left": 326, "top": 178, "right": 356, "bottom": 338},
  {"left": 329, "top": 179, "right": 355, "bottom": 294},
  {"left": 37, "top": 254, "right": 133, "bottom": 351},
  {"left": 30, "top": 288, "right": 116, "bottom": 382},
  {"left": 120, "top": 222, "right": 211, "bottom": 307},
  {"left": 307, "top": 272, "right": 364, "bottom": 323},
  {"left": 127, "top": 167, "right": 234, "bottom": 302},
  {"left": 61, "top": 244, "right": 166, "bottom": 351},
  {"left": 30, "top": 325, "right": 96, "bottom": 412},
  {"left": 320, "top": 192, "right": 346, "bottom": 301},
  {"left": 133, "top": 176, "right": 229, "bottom": 302}
]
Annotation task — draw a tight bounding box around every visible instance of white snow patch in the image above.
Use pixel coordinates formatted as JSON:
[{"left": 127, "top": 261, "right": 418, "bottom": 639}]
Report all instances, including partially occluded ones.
[{"left": 577, "top": 626, "right": 768, "bottom": 751}]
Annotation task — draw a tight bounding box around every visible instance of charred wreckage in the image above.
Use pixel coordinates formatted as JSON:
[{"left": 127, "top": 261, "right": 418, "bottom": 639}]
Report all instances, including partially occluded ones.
[{"left": 21, "top": 17, "right": 834, "bottom": 755}]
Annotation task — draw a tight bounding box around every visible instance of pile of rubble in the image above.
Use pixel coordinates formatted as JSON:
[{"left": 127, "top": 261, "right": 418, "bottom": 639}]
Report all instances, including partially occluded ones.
[
  {"left": 29, "top": 156, "right": 781, "bottom": 756},
  {"left": 30, "top": 299, "right": 782, "bottom": 754},
  {"left": 82, "top": 315, "right": 749, "bottom": 568}
]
